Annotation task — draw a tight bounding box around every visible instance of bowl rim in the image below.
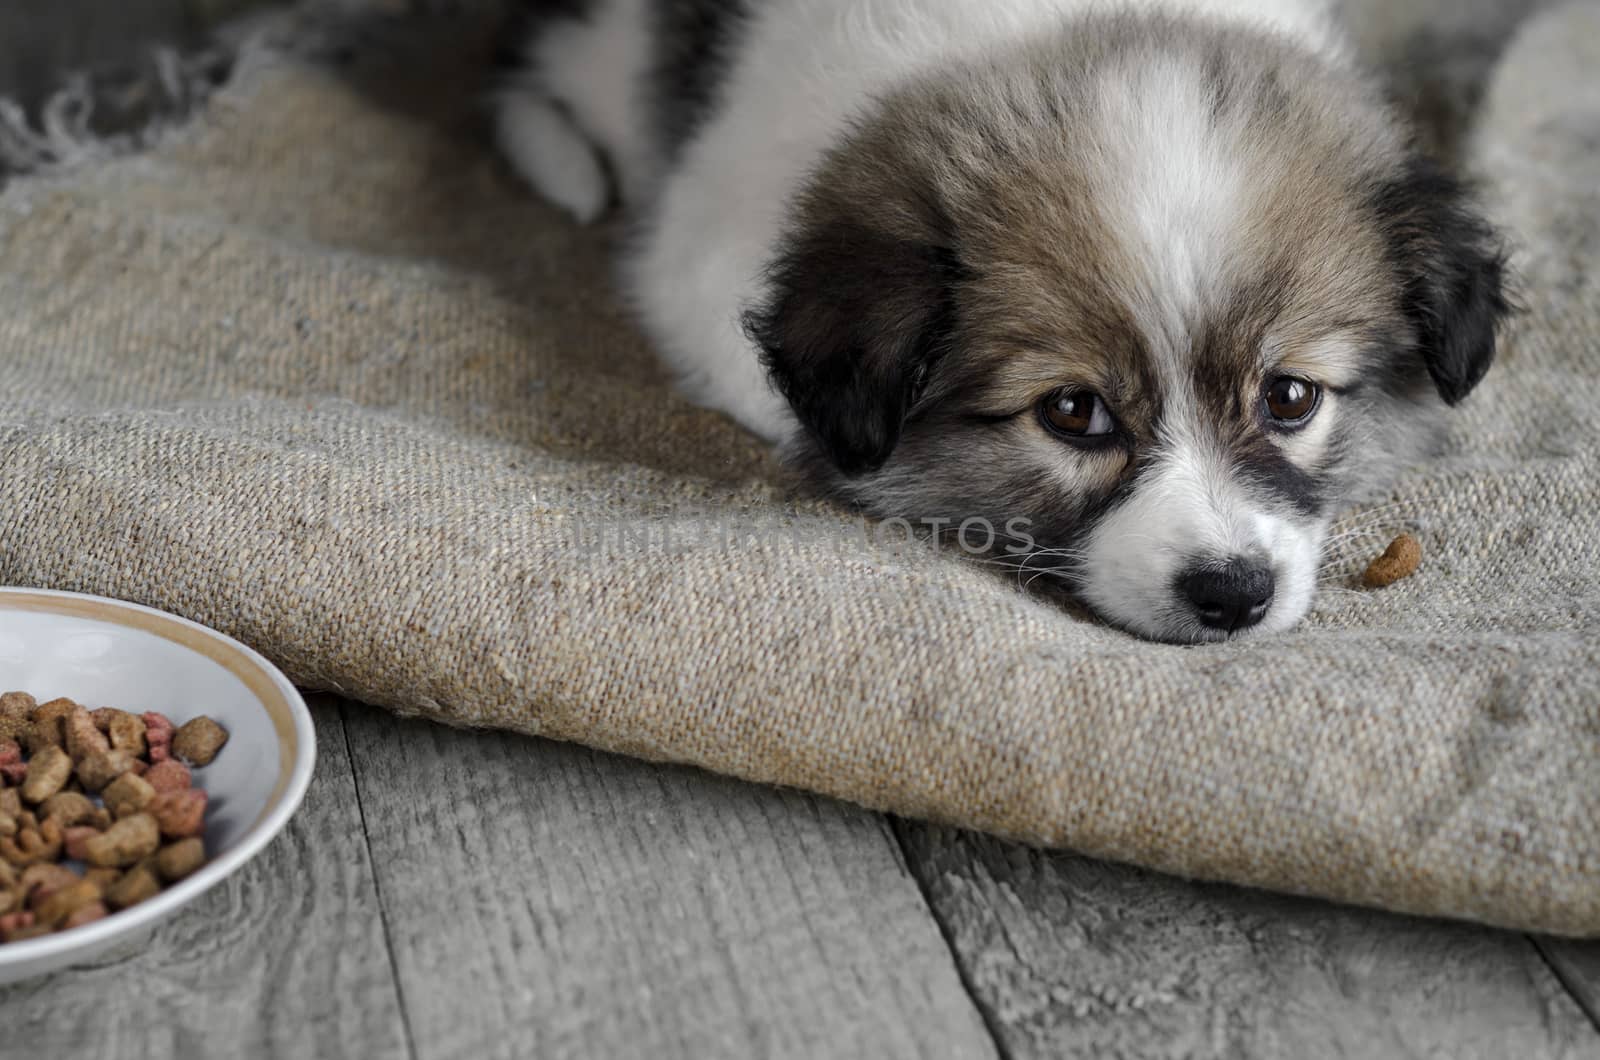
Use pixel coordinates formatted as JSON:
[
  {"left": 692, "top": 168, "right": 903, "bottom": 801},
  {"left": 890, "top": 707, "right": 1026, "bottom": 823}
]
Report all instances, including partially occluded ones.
[{"left": 0, "top": 586, "right": 316, "bottom": 967}]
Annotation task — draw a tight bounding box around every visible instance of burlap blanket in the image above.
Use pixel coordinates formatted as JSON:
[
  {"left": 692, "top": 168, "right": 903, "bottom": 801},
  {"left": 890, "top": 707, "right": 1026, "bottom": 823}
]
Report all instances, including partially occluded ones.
[{"left": 0, "top": 2, "right": 1595, "bottom": 937}]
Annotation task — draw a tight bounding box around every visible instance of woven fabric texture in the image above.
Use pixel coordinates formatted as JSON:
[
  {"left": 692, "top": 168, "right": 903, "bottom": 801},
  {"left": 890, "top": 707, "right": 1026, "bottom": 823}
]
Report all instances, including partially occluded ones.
[{"left": 0, "top": 3, "right": 1595, "bottom": 935}]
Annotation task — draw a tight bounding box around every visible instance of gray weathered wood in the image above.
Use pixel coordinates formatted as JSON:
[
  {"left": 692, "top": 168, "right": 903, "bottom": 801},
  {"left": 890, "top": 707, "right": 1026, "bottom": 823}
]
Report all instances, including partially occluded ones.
[
  {"left": 1540, "top": 939, "right": 1600, "bottom": 1034},
  {"left": 897, "top": 824, "right": 1600, "bottom": 1060},
  {"left": 338, "top": 702, "right": 997, "bottom": 1060},
  {"left": 0, "top": 697, "right": 411, "bottom": 1058}
]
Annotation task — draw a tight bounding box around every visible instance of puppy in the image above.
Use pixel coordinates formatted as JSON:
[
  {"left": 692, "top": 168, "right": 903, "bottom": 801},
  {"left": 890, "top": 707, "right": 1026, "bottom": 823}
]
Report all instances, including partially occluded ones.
[{"left": 494, "top": 0, "right": 1510, "bottom": 643}]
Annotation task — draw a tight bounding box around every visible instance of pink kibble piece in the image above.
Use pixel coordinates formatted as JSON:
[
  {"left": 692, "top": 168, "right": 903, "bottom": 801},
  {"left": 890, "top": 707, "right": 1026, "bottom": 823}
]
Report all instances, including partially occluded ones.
[
  {"left": 63, "top": 826, "right": 101, "bottom": 862},
  {"left": 141, "top": 712, "right": 175, "bottom": 764},
  {"left": 144, "top": 760, "right": 192, "bottom": 794},
  {"left": 150, "top": 789, "right": 208, "bottom": 839}
]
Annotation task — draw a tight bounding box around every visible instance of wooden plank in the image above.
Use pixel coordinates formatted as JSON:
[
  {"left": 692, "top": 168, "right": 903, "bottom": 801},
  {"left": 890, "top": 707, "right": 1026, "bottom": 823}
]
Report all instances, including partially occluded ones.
[
  {"left": 1539, "top": 940, "right": 1600, "bottom": 1034},
  {"left": 897, "top": 824, "right": 1600, "bottom": 1060},
  {"left": 0, "top": 697, "right": 411, "bottom": 1059},
  {"left": 338, "top": 702, "right": 998, "bottom": 1060}
]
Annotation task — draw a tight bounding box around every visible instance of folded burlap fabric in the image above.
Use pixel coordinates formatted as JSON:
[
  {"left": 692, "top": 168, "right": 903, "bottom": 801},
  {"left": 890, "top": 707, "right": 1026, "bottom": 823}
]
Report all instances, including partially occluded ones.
[{"left": 0, "top": 2, "right": 1595, "bottom": 936}]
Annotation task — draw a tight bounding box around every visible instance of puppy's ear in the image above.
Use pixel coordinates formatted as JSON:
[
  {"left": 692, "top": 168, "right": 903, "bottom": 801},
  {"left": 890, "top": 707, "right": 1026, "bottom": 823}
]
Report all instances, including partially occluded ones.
[
  {"left": 1374, "top": 157, "right": 1512, "bottom": 405},
  {"left": 744, "top": 214, "right": 960, "bottom": 476}
]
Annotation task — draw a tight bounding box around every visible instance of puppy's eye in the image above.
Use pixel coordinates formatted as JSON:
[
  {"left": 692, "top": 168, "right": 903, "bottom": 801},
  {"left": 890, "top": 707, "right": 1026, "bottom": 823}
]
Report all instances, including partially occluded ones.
[
  {"left": 1040, "top": 389, "right": 1115, "bottom": 440},
  {"left": 1264, "top": 376, "right": 1321, "bottom": 425}
]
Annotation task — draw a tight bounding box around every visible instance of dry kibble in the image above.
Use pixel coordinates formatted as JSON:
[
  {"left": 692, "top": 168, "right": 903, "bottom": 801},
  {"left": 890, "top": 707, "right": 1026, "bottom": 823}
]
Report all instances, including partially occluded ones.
[
  {"left": 1, "top": 818, "right": 63, "bottom": 867},
  {"left": 1362, "top": 533, "right": 1423, "bottom": 589},
  {"left": 106, "top": 712, "right": 147, "bottom": 757},
  {"left": 171, "top": 717, "right": 229, "bottom": 767},
  {"left": 22, "top": 699, "right": 76, "bottom": 755},
  {"left": 0, "top": 910, "right": 37, "bottom": 940},
  {"left": 144, "top": 760, "right": 192, "bottom": 794},
  {"left": 75, "top": 750, "right": 137, "bottom": 793},
  {"left": 0, "top": 739, "right": 25, "bottom": 786},
  {"left": 156, "top": 838, "right": 206, "bottom": 882},
  {"left": 0, "top": 715, "right": 27, "bottom": 744},
  {"left": 142, "top": 712, "right": 175, "bottom": 764},
  {"left": 40, "top": 791, "right": 97, "bottom": 827},
  {"left": 0, "top": 694, "right": 227, "bottom": 942},
  {"left": 32, "top": 879, "right": 102, "bottom": 927},
  {"left": 83, "top": 813, "right": 161, "bottom": 869},
  {"left": 102, "top": 772, "right": 156, "bottom": 819},
  {"left": 63, "top": 707, "right": 110, "bottom": 761},
  {"left": 150, "top": 789, "right": 208, "bottom": 839},
  {"left": 62, "top": 902, "right": 109, "bottom": 930},
  {"left": 104, "top": 863, "right": 162, "bottom": 910},
  {"left": 21, "top": 746, "right": 74, "bottom": 804},
  {"left": 63, "top": 827, "right": 101, "bottom": 862}
]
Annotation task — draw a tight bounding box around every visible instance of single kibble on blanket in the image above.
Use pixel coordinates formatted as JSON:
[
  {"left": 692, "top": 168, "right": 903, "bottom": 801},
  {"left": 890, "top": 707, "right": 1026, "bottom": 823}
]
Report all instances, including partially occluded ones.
[
  {"left": 0, "top": 693, "right": 229, "bottom": 944},
  {"left": 1362, "top": 533, "right": 1423, "bottom": 589}
]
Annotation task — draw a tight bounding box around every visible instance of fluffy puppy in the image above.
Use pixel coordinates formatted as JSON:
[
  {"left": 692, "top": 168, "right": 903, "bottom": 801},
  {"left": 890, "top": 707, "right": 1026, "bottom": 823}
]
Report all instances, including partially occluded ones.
[{"left": 494, "top": 0, "right": 1510, "bottom": 643}]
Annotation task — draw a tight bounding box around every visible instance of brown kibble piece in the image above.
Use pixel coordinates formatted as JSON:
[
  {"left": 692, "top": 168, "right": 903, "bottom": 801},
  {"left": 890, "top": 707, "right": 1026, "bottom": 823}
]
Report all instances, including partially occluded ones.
[
  {"left": 83, "top": 813, "right": 161, "bottom": 868},
  {"left": 156, "top": 838, "right": 206, "bottom": 882},
  {"left": 105, "top": 712, "right": 148, "bottom": 756},
  {"left": 1, "top": 818, "right": 63, "bottom": 867},
  {"left": 0, "top": 692, "right": 35, "bottom": 718},
  {"left": 21, "top": 746, "right": 74, "bottom": 804},
  {"left": 1362, "top": 532, "right": 1423, "bottom": 589},
  {"left": 32, "top": 879, "right": 102, "bottom": 927},
  {"left": 83, "top": 866, "right": 122, "bottom": 890},
  {"left": 144, "top": 760, "right": 192, "bottom": 794},
  {"left": 102, "top": 772, "right": 156, "bottom": 819},
  {"left": 19, "top": 862, "right": 76, "bottom": 899},
  {"left": 21, "top": 699, "right": 77, "bottom": 754},
  {"left": 0, "top": 910, "right": 36, "bottom": 940},
  {"left": 75, "top": 750, "right": 137, "bottom": 793},
  {"left": 62, "top": 901, "right": 109, "bottom": 929},
  {"left": 171, "top": 716, "right": 229, "bottom": 767},
  {"left": 63, "top": 826, "right": 102, "bottom": 862},
  {"left": 40, "top": 791, "right": 97, "bottom": 827},
  {"left": 0, "top": 789, "right": 19, "bottom": 816},
  {"left": 63, "top": 707, "right": 110, "bottom": 760},
  {"left": 149, "top": 789, "right": 208, "bottom": 839},
  {"left": 104, "top": 863, "right": 161, "bottom": 910}
]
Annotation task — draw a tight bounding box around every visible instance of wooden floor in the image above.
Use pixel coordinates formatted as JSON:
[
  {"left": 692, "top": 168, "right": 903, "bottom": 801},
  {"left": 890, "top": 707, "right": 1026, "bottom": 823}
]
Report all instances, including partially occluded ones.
[
  {"left": 2, "top": 5, "right": 1598, "bottom": 1057},
  {"left": 0, "top": 696, "right": 1592, "bottom": 1059}
]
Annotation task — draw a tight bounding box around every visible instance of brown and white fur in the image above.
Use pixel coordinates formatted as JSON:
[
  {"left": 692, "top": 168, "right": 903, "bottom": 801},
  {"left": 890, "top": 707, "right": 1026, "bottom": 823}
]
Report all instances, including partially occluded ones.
[{"left": 494, "top": 0, "right": 1510, "bottom": 643}]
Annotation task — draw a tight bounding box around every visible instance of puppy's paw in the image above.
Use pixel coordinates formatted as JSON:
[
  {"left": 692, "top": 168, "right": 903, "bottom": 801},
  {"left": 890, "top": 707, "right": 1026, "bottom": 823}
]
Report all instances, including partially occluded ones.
[{"left": 495, "top": 92, "right": 609, "bottom": 224}]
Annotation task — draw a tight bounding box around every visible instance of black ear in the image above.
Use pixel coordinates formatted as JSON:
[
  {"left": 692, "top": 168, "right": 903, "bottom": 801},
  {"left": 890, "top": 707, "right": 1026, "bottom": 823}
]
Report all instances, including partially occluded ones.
[
  {"left": 1373, "top": 157, "right": 1512, "bottom": 405},
  {"left": 744, "top": 218, "right": 960, "bottom": 475}
]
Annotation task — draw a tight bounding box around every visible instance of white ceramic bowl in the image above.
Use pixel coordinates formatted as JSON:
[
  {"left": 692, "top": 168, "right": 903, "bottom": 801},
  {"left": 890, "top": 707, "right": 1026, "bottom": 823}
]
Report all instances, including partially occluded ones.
[{"left": 0, "top": 587, "right": 315, "bottom": 982}]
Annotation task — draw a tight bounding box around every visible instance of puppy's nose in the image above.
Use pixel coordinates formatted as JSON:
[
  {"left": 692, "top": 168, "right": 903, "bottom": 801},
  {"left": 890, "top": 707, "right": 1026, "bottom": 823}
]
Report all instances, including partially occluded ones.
[{"left": 1180, "top": 559, "right": 1275, "bottom": 633}]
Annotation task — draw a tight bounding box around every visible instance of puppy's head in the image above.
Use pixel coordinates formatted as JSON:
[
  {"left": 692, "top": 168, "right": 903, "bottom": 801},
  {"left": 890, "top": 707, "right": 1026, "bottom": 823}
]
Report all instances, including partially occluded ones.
[{"left": 746, "top": 17, "right": 1510, "bottom": 643}]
